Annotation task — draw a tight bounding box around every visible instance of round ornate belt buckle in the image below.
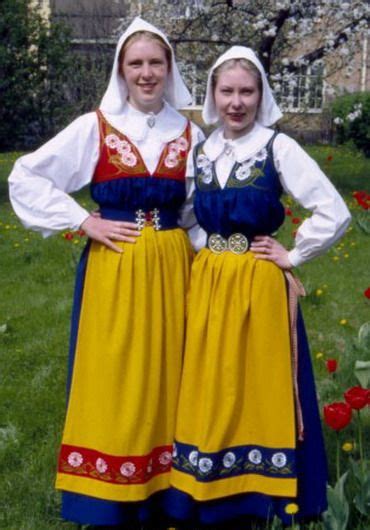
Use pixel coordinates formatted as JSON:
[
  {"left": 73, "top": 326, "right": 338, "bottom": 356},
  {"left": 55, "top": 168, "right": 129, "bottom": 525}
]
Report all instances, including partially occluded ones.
[
  {"left": 228, "top": 233, "right": 249, "bottom": 254},
  {"left": 208, "top": 233, "right": 228, "bottom": 254}
]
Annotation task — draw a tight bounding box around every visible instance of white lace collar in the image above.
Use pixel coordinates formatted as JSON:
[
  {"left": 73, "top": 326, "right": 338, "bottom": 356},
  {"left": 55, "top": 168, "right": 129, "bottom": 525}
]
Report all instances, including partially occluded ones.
[
  {"left": 101, "top": 101, "right": 187, "bottom": 143},
  {"left": 203, "top": 122, "right": 275, "bottom": 164}
]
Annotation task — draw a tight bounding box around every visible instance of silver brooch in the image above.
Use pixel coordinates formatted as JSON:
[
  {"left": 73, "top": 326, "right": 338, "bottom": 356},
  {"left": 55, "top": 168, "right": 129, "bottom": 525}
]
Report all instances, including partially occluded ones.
[{"left": 147, "top": 112, "right": 155, "bottom": 128}]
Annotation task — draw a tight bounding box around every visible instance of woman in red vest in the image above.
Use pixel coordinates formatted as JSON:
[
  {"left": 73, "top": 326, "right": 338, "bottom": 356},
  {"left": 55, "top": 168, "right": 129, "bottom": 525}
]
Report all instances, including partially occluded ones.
[{"left": 9, "top": 16, "right": 203, "bottom": 528}]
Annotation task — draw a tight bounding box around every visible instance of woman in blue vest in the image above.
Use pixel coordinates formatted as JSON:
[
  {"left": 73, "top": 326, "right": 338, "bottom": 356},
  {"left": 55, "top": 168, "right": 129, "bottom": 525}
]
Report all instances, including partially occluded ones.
[{"left": 169, "top": 46, "right": 351, "bottom": 528}]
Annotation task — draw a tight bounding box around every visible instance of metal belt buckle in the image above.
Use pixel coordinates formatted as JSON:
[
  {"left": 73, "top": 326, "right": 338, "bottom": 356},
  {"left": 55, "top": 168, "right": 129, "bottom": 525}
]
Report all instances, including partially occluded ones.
[
  {"left": 228, "top": 233, "right": 249, "bottom": 254},
  {"left": 150, "top": 208, "right": 161, "bottom": 230},
  {"left": 135, "top": 208, "right": 161, "bottom": 231},
  {"left": 208, "top": 233, "right": 228, "bottom": 254},
  {"left": 135, "top": 209, "right": 146, "bottom": 230}
]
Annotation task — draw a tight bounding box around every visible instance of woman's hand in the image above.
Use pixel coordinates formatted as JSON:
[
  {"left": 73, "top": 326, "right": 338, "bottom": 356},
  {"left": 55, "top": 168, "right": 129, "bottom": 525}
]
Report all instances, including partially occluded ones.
[
  {"left": 250, "top": 236, "right": 292, "bottom": 270},
  {"left": 81, "top": 215, "right": 141, "bottom": 253}
]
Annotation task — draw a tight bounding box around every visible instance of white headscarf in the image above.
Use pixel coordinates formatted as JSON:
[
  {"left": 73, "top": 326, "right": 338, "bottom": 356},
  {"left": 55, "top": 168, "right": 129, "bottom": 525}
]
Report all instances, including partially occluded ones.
[
  {"left": 202, "top": 46, "right": 282, "bottom": 127},
  {"left": 100, "top": 17, "right": 192, "bottom": 114}
]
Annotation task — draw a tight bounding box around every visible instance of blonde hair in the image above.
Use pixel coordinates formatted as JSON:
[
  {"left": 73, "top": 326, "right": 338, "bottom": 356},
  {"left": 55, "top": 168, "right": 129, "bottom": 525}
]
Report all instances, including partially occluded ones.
[
  {"left": 212, "top": 58, "right": 262, "bottom": 94},
  {"left": 119, "top": 31, "right": 172, "bottom": 76}
]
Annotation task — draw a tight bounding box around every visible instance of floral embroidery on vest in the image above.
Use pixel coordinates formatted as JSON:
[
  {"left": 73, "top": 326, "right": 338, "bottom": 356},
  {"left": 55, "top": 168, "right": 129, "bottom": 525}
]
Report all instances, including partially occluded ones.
[
  {"left": 104, "top": 133, "right": 138, "bottom": 168},
  {"left": 92, "top": 110, "right": 191, "bottom": 183}
]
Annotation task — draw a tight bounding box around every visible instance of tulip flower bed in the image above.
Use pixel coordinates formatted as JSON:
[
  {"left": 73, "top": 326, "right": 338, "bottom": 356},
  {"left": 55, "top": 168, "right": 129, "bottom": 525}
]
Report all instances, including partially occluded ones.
[{"left": 0, "top": 148, "right": 369, "bottom": 529}]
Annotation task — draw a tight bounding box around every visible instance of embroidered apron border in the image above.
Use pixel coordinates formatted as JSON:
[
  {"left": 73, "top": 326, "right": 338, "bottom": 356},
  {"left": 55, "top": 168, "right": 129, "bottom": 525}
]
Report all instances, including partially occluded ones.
[
  {"left": 58, "top": 444, "right": 173, "bottom": 485},
  {"left": 172, "top": 440, "right": 296, "bottom": 482}
]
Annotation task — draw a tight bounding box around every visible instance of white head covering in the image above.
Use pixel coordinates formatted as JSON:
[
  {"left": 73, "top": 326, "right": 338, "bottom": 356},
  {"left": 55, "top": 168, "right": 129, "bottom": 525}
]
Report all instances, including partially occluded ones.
[
  {"left": 202, "top": 45, "right": 282, "bottom": 127},
  {"left": 100, "top": 17, "right": 192, "bottom": 114}
]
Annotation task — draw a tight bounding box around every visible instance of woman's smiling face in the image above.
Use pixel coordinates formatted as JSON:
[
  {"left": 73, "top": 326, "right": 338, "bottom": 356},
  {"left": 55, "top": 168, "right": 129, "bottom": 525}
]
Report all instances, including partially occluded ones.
[
  {"left": 121, "top": 36, "right": 169, "bottom": 114},
  {"left": 214, "top": 63, "right": 261, "bottom": 139}
]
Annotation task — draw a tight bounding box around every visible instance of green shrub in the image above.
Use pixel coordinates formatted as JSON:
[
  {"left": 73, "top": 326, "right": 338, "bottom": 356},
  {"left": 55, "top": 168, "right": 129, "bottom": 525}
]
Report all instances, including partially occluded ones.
[{"left": 330, "top": 92, "right": 370, "bottom": 157}]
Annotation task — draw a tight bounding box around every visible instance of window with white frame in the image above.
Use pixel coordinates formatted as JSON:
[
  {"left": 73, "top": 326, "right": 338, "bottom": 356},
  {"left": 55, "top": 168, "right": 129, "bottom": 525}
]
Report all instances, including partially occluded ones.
[{"left": 277, "top": 63, "right": 325, "bottom": 113}]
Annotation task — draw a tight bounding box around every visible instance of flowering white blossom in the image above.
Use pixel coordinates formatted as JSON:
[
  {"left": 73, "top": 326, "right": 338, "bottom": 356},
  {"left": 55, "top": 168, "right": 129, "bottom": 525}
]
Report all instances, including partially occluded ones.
[
  {"left": 263, "top": 26, "right": 277, "bottom": 37},
  {"left": 347, "top": 111, "right": 361, "bottom": 122},
  {"left": 333, "top": 117, "right": 344, "bottom": 125}
]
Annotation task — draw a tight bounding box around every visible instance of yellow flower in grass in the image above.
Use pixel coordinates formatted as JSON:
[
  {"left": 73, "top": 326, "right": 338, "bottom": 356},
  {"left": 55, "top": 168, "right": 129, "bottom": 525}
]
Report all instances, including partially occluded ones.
[
  {"left": 316, "top": 288, "right": 323, "bottom": 296},
  {"left": 285, "top": 503, "right": 299, "bottom": 515},
  {"left": 316, "top": 352, "right": 324, "bottom": 359},
  {"left": 342, "top": 442, "right": 354, "bottom": 452},
  {"left": 340, "top": 319, "right": 348, "bottom": 325},
  {"left": 332, "top": 256, "right": 339, "bottom": 261}
]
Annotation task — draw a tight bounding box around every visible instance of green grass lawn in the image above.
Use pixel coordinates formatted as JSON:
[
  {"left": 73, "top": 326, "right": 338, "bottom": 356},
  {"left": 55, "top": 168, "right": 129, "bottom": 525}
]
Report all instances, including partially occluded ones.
[{"left": 0, "top": 147, "right": 369, "bottom": 529}]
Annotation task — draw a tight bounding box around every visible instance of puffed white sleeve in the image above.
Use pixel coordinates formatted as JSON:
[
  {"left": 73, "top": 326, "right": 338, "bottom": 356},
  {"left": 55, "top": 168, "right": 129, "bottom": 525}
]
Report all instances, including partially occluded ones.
[
  {"left": 274, "top": 134, "right": 351, "bottom": 267},
  {"left": 178, "top": 122, "right": 208, "bottom": 251},
  {"left": 8, "top": 112, "right": 100, "bottom": 237}
]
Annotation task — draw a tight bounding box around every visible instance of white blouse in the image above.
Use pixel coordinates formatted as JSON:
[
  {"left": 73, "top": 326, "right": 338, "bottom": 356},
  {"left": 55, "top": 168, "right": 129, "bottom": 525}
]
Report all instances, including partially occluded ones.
[
  {"left": 195, "top": 123, "right": 351, "bottom": 266},
  {"left": 8, "top": 102, "right": 204, "bottom": 239},
  {"left": 8, "top": 112, "right": 351, "bottom": 267}
]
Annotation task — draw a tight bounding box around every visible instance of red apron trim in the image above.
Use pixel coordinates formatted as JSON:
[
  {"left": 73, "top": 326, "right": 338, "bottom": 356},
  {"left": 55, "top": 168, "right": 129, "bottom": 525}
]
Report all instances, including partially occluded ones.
[{"left": 58, "top": 444, "right": 173, "bottom": 485}]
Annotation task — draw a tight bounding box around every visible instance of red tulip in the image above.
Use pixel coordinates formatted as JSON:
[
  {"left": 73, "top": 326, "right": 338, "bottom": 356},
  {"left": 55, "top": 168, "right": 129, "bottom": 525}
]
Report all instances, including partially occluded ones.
[
  {"left": 323, "top": 402, "right": 352, "bottom": 431},
  {"left": 353, "top": 191, "right": 370, "bottom": 210},
  {"left": 76, "top": 229, "right": 86, "bottom": 237},
  {"left": 344, "top": 386, "right": 370, "bottom": 410},
  {"left": 327, "top": 154, "right": 333, "bottom": 162},
  {"left": 364, "top": 287, "right": 370, "bottom": 299},
  {"left": 326, "top": 359, "right": 338, "bottom": 373},
  {"left": 292, "top": 217, "right": 301, "bottom": 224},
  {"left": 64, "top": 232, "right": 74, "bottom": 240},
  {"left": 285, "top": 207, "right": 292, "bottom": 216}
]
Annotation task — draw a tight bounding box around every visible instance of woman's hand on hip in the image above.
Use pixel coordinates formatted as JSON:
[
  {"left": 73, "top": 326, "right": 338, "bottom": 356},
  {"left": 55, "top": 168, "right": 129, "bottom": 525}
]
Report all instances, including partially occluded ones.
[
  {"left": 250, "top": 235, "right": 292, "bottom": 270},
  {"left": 81, "top": 215, "right": 141, "bottom": 253}
]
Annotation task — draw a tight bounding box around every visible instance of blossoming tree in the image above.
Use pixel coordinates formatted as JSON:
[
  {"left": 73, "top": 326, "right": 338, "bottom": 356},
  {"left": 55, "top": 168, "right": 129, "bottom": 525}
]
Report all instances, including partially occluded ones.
[{"left": 132, "top": 0, "right": 369, "bottom": 107}]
